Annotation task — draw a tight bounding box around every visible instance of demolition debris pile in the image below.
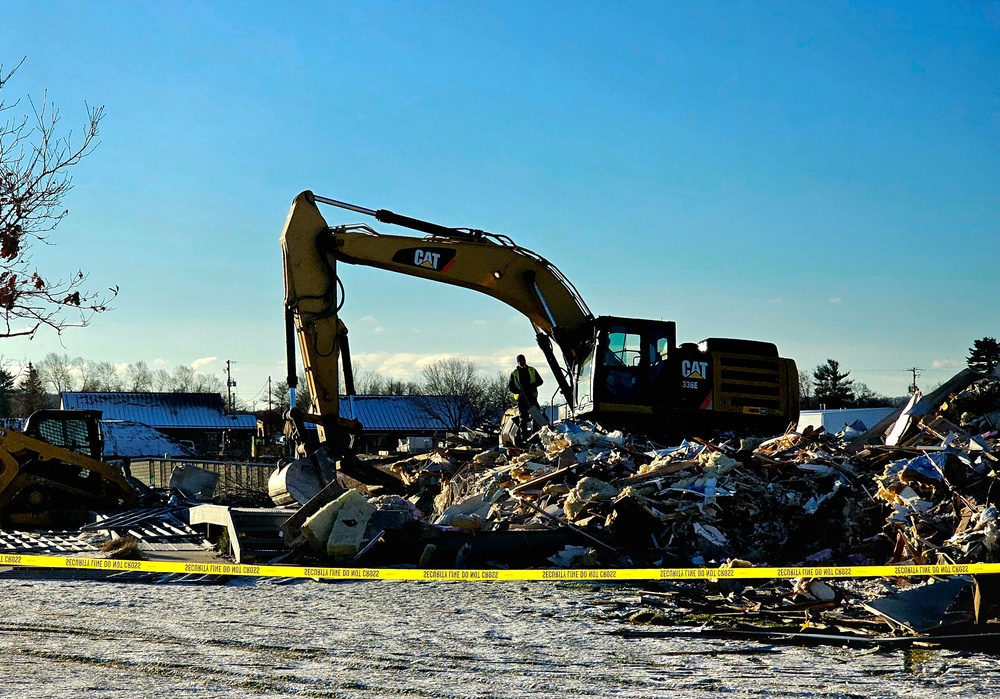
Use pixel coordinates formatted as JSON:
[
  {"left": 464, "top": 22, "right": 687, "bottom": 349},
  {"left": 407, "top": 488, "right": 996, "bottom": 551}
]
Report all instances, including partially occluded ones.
[{"left": 293, "top": 370, "right": 1000, "bottom": 575}]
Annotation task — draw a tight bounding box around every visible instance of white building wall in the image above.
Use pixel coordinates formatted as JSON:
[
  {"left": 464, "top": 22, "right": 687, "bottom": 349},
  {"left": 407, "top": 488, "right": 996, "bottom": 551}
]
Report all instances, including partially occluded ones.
[{"left": 798, "top": 407, "right": 895, "bottom": 433}]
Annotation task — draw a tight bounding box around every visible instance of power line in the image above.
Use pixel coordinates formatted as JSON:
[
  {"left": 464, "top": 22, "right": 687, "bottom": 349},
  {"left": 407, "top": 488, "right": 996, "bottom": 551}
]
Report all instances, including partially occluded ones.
[{"left": 847, "top": 367, "right": 959, "bottom": 374}]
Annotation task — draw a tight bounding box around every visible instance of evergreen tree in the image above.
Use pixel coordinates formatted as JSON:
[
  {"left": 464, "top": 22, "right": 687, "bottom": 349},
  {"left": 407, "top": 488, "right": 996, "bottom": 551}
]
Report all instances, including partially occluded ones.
[
  {"left": 13, "top": 362, "right": 51, "bottom": 416},
  {"left": 0, "top": 364, "right": 15, "bottom": 417},
  {"left": 812, "top": 359, "right": 855, "bottom": 409},
  {"left": 967, "top": 337, "right": 1000, "bottom": 374}
]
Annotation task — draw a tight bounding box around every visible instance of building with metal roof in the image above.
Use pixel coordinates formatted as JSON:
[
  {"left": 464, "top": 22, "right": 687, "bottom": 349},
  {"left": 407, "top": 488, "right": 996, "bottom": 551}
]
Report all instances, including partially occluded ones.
[
  {"left": 1, "top": 415, "right": 195, "bottom": 460},
  {"left": 54, "top": 393, "right": 468, "bottom": 456},
  {"left": 339, "top": 395, "right": 455, "bottom": 431},
  {"left": 60, "top": 393, "right": 256, "bottom": 429},
  {"left": 60, "top": 393, "right": 255, "bottom": 457},
  {"left": 337, "top": 395, "right": 467, "bottom": 453}
]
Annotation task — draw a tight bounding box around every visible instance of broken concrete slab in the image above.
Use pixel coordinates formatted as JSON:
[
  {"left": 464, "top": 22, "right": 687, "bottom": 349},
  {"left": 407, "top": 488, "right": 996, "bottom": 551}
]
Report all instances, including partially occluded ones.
[{"left": 327, "top": 489, "right": 376, "bottom": 557}]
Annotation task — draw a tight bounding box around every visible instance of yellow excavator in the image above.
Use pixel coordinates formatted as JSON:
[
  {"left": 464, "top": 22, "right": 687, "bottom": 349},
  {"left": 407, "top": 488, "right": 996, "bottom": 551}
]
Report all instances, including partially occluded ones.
[{"left": 270, "top": 190, "right": 798, "bottom": 502}]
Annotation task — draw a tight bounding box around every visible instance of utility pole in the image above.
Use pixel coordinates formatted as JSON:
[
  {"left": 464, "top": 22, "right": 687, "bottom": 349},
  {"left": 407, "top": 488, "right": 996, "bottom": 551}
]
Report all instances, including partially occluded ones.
[
  {"left": 225, "top": 360, "right": 237, "bottom": 413},
  {"left": 267, "top": 376, "right": 273, "bottom": 438},
  {"left": 907, "top": 366, "right": 921, "bottom": 395}
]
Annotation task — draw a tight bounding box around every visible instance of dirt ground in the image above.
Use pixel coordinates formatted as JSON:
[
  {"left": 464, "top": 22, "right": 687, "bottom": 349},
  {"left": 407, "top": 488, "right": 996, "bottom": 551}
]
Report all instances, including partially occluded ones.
[{"left": 1, "top": 576, "right": 998, "bottom": 698}]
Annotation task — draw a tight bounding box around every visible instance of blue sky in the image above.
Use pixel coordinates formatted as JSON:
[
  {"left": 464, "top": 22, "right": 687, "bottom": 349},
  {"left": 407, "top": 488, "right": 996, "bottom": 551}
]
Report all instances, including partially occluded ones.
[{"left": 2, "top": 1, "right": 998, "bottom": 407}]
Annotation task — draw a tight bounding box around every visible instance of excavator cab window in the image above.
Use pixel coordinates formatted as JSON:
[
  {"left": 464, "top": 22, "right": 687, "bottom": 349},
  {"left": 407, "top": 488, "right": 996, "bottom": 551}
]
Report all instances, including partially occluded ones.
[
  {"left": 603, "top": 325, "right": 644, "bottom": 399},
  {"left": 583, "top": 318, "right": 678, "bottom": 408},
  {"left": 604, "top": 327, "right": 642, "bottom": 367},
  {"left": 649, "top": 326, "right": 674, "bottom": 385},
  {"left": 575, "top": 352, "right": 594, "bottom": 409}
]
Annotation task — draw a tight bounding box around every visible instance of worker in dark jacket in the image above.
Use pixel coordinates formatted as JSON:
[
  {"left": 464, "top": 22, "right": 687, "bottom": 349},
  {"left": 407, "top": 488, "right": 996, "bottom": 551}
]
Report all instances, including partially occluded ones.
[{"left": 509, "top": 354, "right": 543, "bottom": 444}]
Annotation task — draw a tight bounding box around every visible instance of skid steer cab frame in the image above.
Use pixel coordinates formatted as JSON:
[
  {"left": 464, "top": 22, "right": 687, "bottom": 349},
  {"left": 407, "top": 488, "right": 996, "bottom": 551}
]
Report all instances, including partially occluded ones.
[{"left": 0, "top": 410, "right": 138, "bottom": 529}]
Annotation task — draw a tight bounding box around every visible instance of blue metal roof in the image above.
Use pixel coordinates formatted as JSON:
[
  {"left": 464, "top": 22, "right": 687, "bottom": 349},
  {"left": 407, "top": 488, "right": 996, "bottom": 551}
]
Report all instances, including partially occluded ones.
[
  {"left": 0, "top": 416, "right": 196, "bottom": 458},
  {"left": 60, "top": 392, "right": 256, "bottom": 430},
  {"left": 339, "top": 395, "right": 464, "bottom": 432}
]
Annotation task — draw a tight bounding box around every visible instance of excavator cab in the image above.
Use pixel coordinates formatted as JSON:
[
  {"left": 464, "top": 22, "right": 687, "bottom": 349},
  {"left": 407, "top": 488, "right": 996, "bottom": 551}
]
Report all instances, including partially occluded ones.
[
  {"left": 573, "top": 316, "right": 797, "bottom": 438},
  {"left": 574, "top": 317, "right": 675, "bottom": 409}
]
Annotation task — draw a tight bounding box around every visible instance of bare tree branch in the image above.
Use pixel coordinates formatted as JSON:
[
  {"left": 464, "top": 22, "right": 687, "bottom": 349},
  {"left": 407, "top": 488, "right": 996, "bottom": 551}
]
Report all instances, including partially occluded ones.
[{"left": 0, "top": 58, "right": 116, "bottom": 338}]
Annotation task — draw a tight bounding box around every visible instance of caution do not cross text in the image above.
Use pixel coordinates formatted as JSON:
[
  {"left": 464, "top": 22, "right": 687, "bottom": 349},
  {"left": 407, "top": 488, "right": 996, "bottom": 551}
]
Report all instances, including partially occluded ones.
[{"left": 0, "top": 554, "right": 993, "bottom": 582}]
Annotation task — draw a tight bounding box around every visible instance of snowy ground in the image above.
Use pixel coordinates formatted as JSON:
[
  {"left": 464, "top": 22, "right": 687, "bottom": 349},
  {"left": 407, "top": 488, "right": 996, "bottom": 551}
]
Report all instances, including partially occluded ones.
[{"left": 0, "top": 576, "right": 998, "bottom": 698}]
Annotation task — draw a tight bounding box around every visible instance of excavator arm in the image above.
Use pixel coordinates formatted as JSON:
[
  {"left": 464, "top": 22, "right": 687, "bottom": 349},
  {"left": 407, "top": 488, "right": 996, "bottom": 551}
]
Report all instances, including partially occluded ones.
[{"left": 281, "top": 191, "right": 595, "bottom": 422}]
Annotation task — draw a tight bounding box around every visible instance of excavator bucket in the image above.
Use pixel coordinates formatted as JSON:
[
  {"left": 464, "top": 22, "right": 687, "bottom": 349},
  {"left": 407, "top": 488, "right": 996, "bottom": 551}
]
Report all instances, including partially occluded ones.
[{"left": 268, "top": 448, "right": 338, "bottom": 507}]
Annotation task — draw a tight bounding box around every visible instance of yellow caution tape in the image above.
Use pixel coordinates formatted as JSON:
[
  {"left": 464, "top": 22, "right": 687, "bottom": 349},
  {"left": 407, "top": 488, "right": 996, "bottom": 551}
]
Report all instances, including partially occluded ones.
[{"left": 1, "top": 553, "right": 999, "bottom": 581}]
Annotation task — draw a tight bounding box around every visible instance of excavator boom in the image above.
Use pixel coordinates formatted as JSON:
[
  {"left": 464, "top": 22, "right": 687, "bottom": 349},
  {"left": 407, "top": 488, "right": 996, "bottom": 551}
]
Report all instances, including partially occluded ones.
[
  {"left": 332, "top": 225, "right": 594, "bottom": 360},
  {"left": 313, "top": 193, "right": 595, "bottom": 365},
  {"left": 281, "top": 191, "right": 594, "bottom": 423}
]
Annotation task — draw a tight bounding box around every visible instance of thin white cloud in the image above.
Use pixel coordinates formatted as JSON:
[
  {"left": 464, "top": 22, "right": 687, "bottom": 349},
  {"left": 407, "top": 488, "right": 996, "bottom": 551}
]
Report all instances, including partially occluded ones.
[
  {"left": 829, "top": 297, "right": 842, "bottom": 304},
  {"left": 353, "top": 347, "right": 548, "bottom": 381},
  {"left": 931, "top": 359, "right": 962, "bottom": 370},
  {"left": 474, "top": 319, "right": 488, "bottom": 326},
  {"left": 191, "top": 356, "right": 218, "bottom": 370}
]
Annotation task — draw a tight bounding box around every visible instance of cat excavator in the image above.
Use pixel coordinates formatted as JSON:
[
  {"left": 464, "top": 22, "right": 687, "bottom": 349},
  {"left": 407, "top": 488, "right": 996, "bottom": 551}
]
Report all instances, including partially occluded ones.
[{"left": 269, "top": 190, "right": 798, "bottom": 504}]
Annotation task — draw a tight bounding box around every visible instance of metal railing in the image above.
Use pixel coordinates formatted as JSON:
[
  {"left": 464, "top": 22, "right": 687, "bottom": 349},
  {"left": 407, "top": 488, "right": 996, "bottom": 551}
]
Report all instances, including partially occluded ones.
[{"left": 128, "top": 459, "right": 277, "bottom": 499}]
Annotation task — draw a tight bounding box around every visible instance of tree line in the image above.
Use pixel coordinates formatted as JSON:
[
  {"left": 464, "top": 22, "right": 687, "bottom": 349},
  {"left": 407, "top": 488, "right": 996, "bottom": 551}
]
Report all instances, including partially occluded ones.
[
  {"left": 4, "top": 338, "right": 998, "bottom": 423},
  {"left": 0, "top": 353, "right": 517, "bottom": 429},
  {"left": 0, "top": 353, "right": 225, "bottom": 418},
  {"left": 801, "top": 337, "right": 1000, "bottom": 410},
  {"left": 798, "top": 359, "right": 884, "bottom": 410}
]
